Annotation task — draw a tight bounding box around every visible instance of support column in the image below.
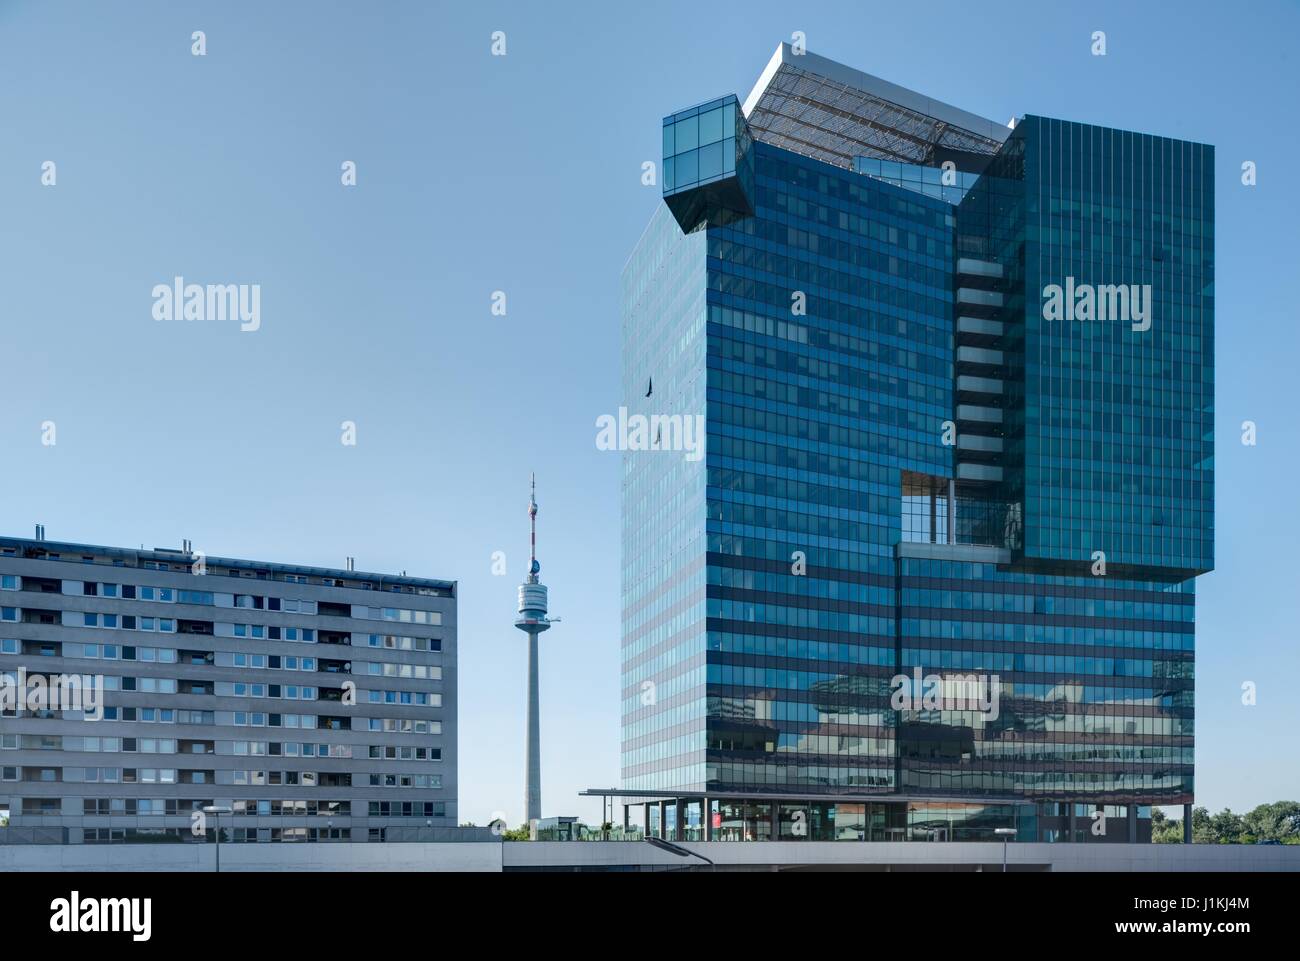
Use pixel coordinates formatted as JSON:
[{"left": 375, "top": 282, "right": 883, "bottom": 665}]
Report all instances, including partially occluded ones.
[
  {"left": 1127, "top": 805, "right": 1137, "bottom": 843},
  {"left": 929, "top": 485, "right": 937, "bottom": 543},
  {"left": 643, "top": 802, "right": 650, "bottom": 837},
  {"left": 703, "top": 798, "right": 712, "bottom": 841},
  {"left": 659, "top": 800, "right": 668, "bottom": 839},
  {"left": 769, "top": 803, "right": 779, "bottom": 841},
  {"left": 675, "top": 798, "right": 686, "bottom": 842},
  {"left": 1183, "top": 803, "right": 1193, "bottom": 845},
  {"left": 622, "top": 803, "right": 629, "bottom": 833},
  {"left": 1068, "top": 805, "right": 1077, "bottom": 843}
]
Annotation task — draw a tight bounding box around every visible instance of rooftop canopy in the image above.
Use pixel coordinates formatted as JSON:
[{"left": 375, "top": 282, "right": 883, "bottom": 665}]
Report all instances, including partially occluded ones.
[{"left": 741, "top": 43, "right": 1010, "bottom": 170}]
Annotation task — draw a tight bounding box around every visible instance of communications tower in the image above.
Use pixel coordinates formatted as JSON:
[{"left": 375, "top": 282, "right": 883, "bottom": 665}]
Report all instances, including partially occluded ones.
[{"left": 514, "top": 473, "right": 555, "bottom": 824}]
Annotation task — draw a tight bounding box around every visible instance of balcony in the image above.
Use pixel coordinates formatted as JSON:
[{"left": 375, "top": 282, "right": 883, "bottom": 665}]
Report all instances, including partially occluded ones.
[
  {"left": 956, "top": 463, "right": 1004, "bottom": 482},
  {"left": 956, "top": 345, "right": 1004, "bottom": 368},
  {"left": 956, "top": 434, "right": 1004, "bottom": 455},
  {"left": 956, "top": 316, "right": 1004, "bottom": 339},
  {"left": 956, "top": 257, "right": 1004, "bottom": 281},
  {"left": 956, "top": 404, "right": 1003, "bottom": 424},
  {"left": 956, "top": 287, "right": 1004, "bottom": 312},
  {"left": 956, "top": 375, "right": 1004, "bottom": 398}
]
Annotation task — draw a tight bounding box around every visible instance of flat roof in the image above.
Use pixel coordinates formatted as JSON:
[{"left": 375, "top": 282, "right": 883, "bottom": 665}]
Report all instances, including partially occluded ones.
[
  {"left": 0, "top": 534, "right": 455, "bottom": 593},
  {"left": 581, "top": 788, "right": 1048, "bottom": 807},
  {"left": 742, "top": 43, "right": 1010, "bottom": 170}
]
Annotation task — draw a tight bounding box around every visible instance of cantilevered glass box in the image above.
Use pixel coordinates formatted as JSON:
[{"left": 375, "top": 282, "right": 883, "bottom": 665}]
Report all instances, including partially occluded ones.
[{"left": 662, "top": 95, "right": 754, "bottom": 232}]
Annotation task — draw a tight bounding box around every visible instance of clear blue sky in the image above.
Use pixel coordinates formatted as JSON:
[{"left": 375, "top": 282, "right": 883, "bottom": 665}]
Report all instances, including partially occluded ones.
[{"left": 2, "top": 0, "right": 1296, "bottom": 827}]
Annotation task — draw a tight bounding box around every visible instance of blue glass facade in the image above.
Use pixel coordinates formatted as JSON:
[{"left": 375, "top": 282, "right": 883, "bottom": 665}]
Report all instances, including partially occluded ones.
[
  {"left": 897, "top": 549, "right": 1194, "bottom": 805},
  {"left": 701, "top": 142, "right": 954, "bottom": 798},
  {"left": 620, "top": 58, "right": 1210, "bottom": 841},
  {"left": 620, "top": 203, "right": 709, "bottom": 793},
  {"left": 1015, "top": 117, "right": 1214, "bottom": 575}
]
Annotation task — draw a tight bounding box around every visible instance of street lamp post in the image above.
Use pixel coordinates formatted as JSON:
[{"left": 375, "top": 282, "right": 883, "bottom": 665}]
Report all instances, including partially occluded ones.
[
  {"left": 202, "top": 805, "right": 233, "bottom": 873},
  {"left": 995, "top": 827, "right": 1017, "bottom": 873},
  {"left": 645, "top": 835, "right": 715, "bottom": 872}
]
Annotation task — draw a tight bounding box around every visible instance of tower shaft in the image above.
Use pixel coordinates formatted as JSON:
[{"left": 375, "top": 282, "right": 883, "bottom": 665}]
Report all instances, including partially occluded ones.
[{"left": 525, "top": 631, "right": 541, "bottom": 822}]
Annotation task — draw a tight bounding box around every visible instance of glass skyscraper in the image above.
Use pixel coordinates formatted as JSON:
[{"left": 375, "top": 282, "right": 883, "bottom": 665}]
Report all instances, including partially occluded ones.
[{"left": 616, "top": 44, "right": 1211, "bottom": 844}]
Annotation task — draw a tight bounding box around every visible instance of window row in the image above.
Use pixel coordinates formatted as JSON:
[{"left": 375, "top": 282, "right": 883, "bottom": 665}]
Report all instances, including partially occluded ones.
[
  {"left": 231, "top": 682, "right": 317, "bottom": 700},
  {"left": 367, "top": 690, "right": 439, "bottom": 706},
  {"left": 367, "top": 801, "right": 444, "bottom": 817},
  {"left": 362, "top": 607, "right": 442, "bottom": 626},
  {"left": 232, "top": 653, "right": 319, "bottom": 671},
  {"left": 83, "top": 798, "right": 210, "bottom": 816},
  {"left": 232, "top": 712, "right": 318, "bottom": 728},
  {"left": 367, "top": 773, "right": 442, "bottom": 789},
  {"left": 230, "top": 741, "right": 353, "bottom": 758},
  {"left": 79, "top": 737, "right": 178, "bottom": 753},
  {"left": 232, "top": 769, "right": 327, "bottom": 786},
  {"left": 232, "top": 594, "right": 316, "bottom": 613},
  {"left": 367, "top": 745, "right": 441, "bottom": 761},
  {"left": 366, "top": 633, "right": 441, "bottom": 652},
  {"left": 76, "top": 612, "right": 176, "bottom": 632},
  {"left": 230, "top": 624, "right": 314, "bottom": 641},
  {"left": 366, "top": 662, "right": 440, "bottom": 679},
  {"left": 366, "top": 718, "right": 442, "bottom": 735}
]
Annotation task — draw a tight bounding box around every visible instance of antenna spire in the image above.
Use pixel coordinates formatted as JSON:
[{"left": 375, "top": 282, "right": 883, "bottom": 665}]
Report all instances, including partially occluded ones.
[{"left": 528, "top": 472, "right": 539, "bottom": 581}]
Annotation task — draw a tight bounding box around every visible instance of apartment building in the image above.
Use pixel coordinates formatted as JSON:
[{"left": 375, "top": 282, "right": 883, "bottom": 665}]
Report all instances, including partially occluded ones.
[{"left": 0, "top": 532, "right": 456, "bottom": 843}]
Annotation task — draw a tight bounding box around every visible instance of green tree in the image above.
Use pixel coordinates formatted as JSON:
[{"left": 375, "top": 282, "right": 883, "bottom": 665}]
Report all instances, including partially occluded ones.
[
  {"left": 1241, "top": 801, "right": 1300, "bottom": 843},
  {"left": 1151, "top": 807, "right": 1182, "bottom": 844},
  {"left": 1190, "top": 806, "right": 1215, "bottom": 844},
  {"left": 502, "top": 823, "right": 532, "bottom": 841},
  {"left": 1208, "top": 808, "right": 1244, "bottom": 844},
  {"left": 1151, "top": 801, "right": 1300, "bottom": 844}
]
